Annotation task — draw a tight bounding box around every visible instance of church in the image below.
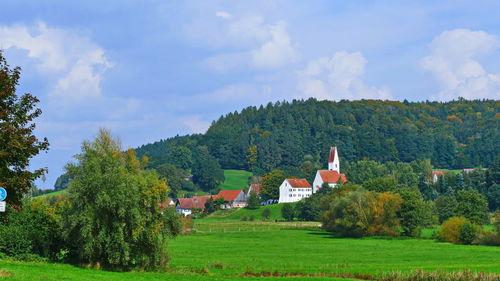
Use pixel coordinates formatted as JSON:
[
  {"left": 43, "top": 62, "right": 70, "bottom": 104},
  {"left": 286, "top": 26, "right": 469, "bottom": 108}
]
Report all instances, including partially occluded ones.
[{"left": 278, "top": 147, "right": 348, "bottom": 203}]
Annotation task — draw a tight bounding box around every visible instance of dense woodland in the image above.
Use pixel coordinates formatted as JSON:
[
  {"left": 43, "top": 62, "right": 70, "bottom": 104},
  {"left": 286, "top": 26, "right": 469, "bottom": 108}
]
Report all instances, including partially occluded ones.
[{"left": 133, "top": 99, "right": 498, "bottom": 190}]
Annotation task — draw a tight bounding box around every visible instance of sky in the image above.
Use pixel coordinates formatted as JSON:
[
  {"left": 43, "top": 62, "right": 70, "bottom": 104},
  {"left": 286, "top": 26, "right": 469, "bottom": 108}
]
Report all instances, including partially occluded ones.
[{"left": 1, "top": 0, "right": 500, "bottom": 189}]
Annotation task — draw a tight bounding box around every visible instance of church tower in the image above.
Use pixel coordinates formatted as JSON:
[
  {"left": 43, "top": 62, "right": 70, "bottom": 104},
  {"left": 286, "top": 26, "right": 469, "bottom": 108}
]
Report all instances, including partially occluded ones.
[{"left": 328, "top": 147, "right": 340, "bottom": 172}]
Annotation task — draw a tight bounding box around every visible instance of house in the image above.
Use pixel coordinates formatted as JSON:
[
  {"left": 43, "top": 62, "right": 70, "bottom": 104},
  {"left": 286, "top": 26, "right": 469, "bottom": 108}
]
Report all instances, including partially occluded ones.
[
  {"left": 159, "top": 198, "right": 176, "bottom": 210},
  {"left": 278, "top": 178, "right": 312, "bottom": 203},
  {"left": 463, "top": 168, "right": 475, "bottom": 174},
  {"left": 176, "top": 196, "right": 211, "bottom": 216},
  {"left": 312, "top": 147, "right": 348, "bottom": 192},
  {"left": 247, "top": 183, "right": 263, "bottom": 196},
  {"left": 214, "top": 190, "right": 247, "bottom": 209},
  {"left": 431, "top": 171, "right": 444, "bottom": 183}
]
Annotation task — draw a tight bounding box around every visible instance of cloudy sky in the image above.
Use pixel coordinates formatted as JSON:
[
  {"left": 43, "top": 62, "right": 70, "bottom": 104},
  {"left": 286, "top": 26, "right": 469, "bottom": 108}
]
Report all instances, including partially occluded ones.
[{"left": 1, "top": 1, "right": 500, "bottom": 188}]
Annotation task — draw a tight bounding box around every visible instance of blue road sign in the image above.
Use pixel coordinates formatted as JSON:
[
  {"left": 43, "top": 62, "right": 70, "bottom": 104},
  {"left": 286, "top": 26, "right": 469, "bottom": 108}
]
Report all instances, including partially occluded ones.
[{"left": 0, "top": 187, "right": 7, "bottom": 201}]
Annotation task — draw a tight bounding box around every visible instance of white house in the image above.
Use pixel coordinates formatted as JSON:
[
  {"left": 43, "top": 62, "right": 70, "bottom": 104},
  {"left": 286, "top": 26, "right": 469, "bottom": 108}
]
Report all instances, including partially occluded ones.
[
  {"left": 176, "top": 196, "right": 211, "bottom": 216},
  {"left": 431, "top": 171, "right": 444, "bottom": 183},
  {"left": 312, "top": 147, "right": 348, "bottom": 192},
  {"left": 278, "top": 178, "right": 312, "bottom": 203}
]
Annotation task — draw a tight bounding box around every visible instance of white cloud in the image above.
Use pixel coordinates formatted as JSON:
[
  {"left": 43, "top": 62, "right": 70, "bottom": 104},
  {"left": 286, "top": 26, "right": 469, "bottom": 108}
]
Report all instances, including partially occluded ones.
[
  {"left": 188, "top": 14, "right": 298, "bottom": 71},
  {"left": 215, "top": 11, "right": 232, "bottom": 19},
  {"left": 0, "top": 22, "right": 112, "bottom": 102},
  {"left": 297, "top": 51, "right": 391, "bottom": 100},
  {"left": 251, "top": 21, "right": 298, "bottom": 69},
  {"left": 421, "top": 29, "right": 500, "bottom": 100},
  {"left": 181, "top": 115, "right": 211, "bottom": 134}
]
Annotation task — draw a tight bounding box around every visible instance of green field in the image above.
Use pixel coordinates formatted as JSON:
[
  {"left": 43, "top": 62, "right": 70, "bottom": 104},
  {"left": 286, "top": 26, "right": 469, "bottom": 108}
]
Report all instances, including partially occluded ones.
[
  {"left": 1, "top": 226, "right": 499, "bottom": 280},
  {"left": 434, "top": 169, "right": 463, "bottom": 175},
  {"left": 34, "top": 189, "right": 66, "bottom": 198},
  {"left": 220, "top": 170, "right": 252, "bottom": 191}
]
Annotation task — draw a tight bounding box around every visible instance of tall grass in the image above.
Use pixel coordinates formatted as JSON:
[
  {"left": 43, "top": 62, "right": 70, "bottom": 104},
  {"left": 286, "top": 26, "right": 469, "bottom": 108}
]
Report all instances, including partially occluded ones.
[{"left": 381, "top": 270, "right": 500, "bottom": 281}]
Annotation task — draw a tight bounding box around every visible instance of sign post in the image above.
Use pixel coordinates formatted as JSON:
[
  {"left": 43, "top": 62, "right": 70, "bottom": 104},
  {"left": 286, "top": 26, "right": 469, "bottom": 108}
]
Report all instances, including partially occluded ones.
[{"left": 0, "top": 186, "right": 7, "bottom": 212}]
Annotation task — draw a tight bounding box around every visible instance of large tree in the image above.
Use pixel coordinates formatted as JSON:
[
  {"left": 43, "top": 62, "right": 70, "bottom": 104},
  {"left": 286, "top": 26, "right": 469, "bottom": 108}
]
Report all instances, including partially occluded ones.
[
  {"left": 261, "top": 169, "right": 286, "bottom": 200},
  {"left": 0, "top": 51, "right": 49, "bottom": 208},
  {"left": 62, "top": 129, "right": 180, "bottom": 270}
]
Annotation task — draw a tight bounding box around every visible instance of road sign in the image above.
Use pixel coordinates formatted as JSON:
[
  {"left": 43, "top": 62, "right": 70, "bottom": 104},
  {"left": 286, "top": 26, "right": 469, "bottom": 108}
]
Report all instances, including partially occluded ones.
[
  {"left": 0, "top": 201, "right": 5, "bottom": 212},
  {"left": 0, "top": 187, "right": 6, "bottom": 201}
]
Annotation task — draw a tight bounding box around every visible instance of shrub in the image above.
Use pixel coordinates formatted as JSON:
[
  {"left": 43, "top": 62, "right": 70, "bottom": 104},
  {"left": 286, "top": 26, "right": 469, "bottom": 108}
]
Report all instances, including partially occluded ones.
[
  {"left": 458, "top": 221, "right": 478, "bottom": 245},
  {"left": 281, "top": 204, "right": 295, "bottom": 221},
  {"left": 241, "top": 216, "right": 248, "bottom": 221},
  {"left": 438, "top": 217, "right": 479, "bottom": 244},
  {"left": 262, "top": 209, "right": 271, "bottom": 220},
  {"left": 249, "top": 215, "right": 255, "bottom": 221}
]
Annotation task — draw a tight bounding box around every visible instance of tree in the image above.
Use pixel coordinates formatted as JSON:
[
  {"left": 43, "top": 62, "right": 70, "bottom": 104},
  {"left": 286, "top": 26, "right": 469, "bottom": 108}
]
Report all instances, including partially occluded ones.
[
  {"left": 0, "top": 51, "right": 49, "bottom": 208},
  {"left": 165, "top": 146, "right": 192, "bottom": 170},
  {"left": 204, "top": 197, "right": 216, "bottom": 214},
  {"left": 61, "top": 129, "right": 181, "bottom": 270},
  {"left": 54, "top": 173, "right": 71, "bottom": 191},
  {"left": 261, "top": 169, "right": 286, "bottom": 200},
  {"left": 155, "top": 163, "right": 185, "bottom": 199},
  {"left": 455, "top": 190, "right": 489, "bottom": 225},
  {"left": 362, "top": 177, "right": 399, "bottom": 193},
  {"left": 262, "top": 208, "right": 271, "bottom": 220},
  {"left": 435, "top": 195, "right": 458, "bottom": 223},
  {"left": 281, "top": 203, "right": 295, "bottom": 221},
  {"left": 316, "top": 182, "right": 332, "bottom": 195},
  {"left": 192, "top": 146, "right": 224, "bottom": 192},
  {"left": 246, "top": 191, "right": 260, "bottom": 210},
  {"left": 398, "top": 189, "right": 427, "bottom": 237}
]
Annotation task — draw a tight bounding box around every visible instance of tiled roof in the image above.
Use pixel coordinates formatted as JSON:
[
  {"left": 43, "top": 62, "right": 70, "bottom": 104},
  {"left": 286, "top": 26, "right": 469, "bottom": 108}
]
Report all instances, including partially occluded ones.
[
  {"left": 177, "top": 196, "right": 211, "bottom": 209},
  {"left": 248, "top": 184, "right": 263, "bottom": 194},
  {"left": 214, "top": 190, "right": 244, "bottom": 201},
  {"left": 286, "top": 179, "right": 311, "bottom": 188},
  {"left": 319, "top": 170, "right": 347, "bottom": 184},
  {"left": 432, "top": 171, "right": 444, "bottom": 176}
]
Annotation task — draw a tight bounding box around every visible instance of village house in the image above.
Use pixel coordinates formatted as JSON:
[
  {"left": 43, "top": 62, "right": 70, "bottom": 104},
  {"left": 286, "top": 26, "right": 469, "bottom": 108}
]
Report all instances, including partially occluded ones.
[
  {"left": 312, "top": 147, "right": 348, "bottom": 192},
  {"left": 214, "top": 190, "right": 247, "bottom": 209},
  {"left": 431, "top": 170, "right": 444, "bottom": 183},
  {"left": 176, "top": 196, "right": 211, "bottom": 216},
  {"left": 247, "top": 183, "right": 263, "bottom": 196},
  {"left": 278, "top": 178, "right": 312, "bottom": 203}
]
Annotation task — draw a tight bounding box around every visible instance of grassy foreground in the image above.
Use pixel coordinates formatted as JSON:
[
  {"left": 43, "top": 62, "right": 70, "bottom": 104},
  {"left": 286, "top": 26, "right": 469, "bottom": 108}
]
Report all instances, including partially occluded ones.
[
  {"left": 1, "top": 228, "right": 499, "bottom": 280},
  {"left": 220, "top": 170, "right": 252, "bottom": 190}
]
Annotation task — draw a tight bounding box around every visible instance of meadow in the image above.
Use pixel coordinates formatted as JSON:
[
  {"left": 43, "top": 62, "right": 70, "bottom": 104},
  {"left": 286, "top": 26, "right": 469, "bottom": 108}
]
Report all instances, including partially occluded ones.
[
  {"left": 1, "top": 226, "right": 499, "bottom": 281},
  {"left": 219, "top": 170, "right": 253, "bottom": 190}
]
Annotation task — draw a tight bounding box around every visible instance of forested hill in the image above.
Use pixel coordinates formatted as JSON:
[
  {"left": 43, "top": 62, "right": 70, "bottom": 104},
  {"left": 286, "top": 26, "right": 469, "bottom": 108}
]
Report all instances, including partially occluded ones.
[{"left": 136, "top": 99, "right": 499, "bottom": 174}]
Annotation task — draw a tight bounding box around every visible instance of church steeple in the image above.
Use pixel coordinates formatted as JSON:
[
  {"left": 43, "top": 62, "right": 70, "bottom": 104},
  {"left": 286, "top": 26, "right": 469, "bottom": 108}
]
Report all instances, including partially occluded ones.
[{"left": 328, "top": 147, "right": 339, "bottom": 172}]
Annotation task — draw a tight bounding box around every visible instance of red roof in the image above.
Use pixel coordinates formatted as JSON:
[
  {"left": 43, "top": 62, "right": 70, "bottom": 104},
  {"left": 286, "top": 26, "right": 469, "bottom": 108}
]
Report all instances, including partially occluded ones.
[
  {"left": 214, "top": 190, "right": 244, "bottom": 201},
  {"left": 286, "top": 179, "right": 311, "bottom": 188},
  {"left": 328, "top": 147, "right": 337, "bottom": 163},
  {"left": 177, "top": 196, "right": 211, "bottom": 209},
  {"left": 319, "top": 170, "right": 347, "bottom": 183},
  {"left": 432, "top": 171, "right": 444, "bottom": 176},
  {"left": 248, "top": 184, "right": 263, "bottom": 194}
]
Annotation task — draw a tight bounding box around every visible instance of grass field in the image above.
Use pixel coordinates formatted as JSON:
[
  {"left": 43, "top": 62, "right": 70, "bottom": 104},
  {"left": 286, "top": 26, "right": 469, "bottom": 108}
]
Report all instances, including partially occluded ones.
[
  {"left": 34, "top": 189, "right": 66, "bottom": 198},
  {"left": 434, "top": 168, "right": 462, "bottom": 175},
  {"left": 220, "top": 170, "right": 252, "bottom": 190},
  {"left": 1, "top": 227, "right": 499, "bottom": 280}
]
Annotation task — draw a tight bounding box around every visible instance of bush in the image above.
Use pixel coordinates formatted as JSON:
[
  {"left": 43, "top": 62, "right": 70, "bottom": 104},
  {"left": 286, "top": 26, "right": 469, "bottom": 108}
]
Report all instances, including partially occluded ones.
[
  {"left": 262, "top": 209, "right": 271, "bottom": 220},
  {"left": 458, "top": 221, "right": 478, "bottom": 245},
  {"left": 438, "top": 217, "right": 479, "bottom": 244},
  {"left": 281, "top": 204, "right": 295, "bottom": 221}
]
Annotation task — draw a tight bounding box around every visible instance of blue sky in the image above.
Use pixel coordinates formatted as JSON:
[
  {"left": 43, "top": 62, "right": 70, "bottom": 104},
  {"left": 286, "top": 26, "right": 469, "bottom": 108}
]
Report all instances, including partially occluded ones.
[{"left": 1, "top": 1, "right": 500, "bottom": 188}]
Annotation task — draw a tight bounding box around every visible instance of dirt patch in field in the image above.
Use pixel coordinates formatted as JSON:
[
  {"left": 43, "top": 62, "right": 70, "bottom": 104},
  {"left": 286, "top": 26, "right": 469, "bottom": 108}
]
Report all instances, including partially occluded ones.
[{"left": 0, "top": 270, "right": 13, "bottom": 277}]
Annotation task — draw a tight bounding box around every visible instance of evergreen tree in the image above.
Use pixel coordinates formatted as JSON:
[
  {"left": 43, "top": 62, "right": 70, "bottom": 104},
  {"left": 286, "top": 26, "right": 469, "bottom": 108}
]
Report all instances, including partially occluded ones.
[
  {"left": 281, "top": 203, "right": 295, "bottom": 221},
  {"left": 192, "top": 146, "right": 224, "bottom": 192},
  {"left": 261, "top": 169, "right": 286, "bottom": 200}
]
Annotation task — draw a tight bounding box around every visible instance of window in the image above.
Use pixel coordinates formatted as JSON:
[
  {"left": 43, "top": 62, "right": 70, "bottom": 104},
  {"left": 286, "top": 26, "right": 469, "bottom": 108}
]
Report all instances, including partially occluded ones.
[
  {"left": 289, "top": 189, "right": 292, "bottom": 192},
  {"left": 289, "top": 194, "right": 292, "bottom": 197}
]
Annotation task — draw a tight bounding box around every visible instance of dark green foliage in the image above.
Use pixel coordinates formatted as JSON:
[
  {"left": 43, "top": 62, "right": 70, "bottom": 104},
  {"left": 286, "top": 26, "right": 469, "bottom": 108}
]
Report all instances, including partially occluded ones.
[
  {"left": 165, "top": 146, "right": 192, "bottom": 170},
  {"left": 295, "top": 193, "right": 321, "bottom": 221},
  {"left": 137, "top": 99, "right": 499, "bottom": 177},
  {"left": 398, "top": 189, "right": 427, "bottom": 237},
  {"left": 0, "top": 200, "right": 61, "bottom": 260},
  {"left": 0, "top": 51, "right": 49, "bottom": 208},
  {"left": 281, "top": 204, "right": 295, "bottom": 221},
  {"left": 155, "top": 164, "right": 191, "bottom": 198},
  {"left": 455, "top": 190, "right": 489, "bottom": 225},
  {"left": 485, "top": 184, "right": 500, "bottom": 211},
  {"left": 435, "top": 195, "right": 458, "bottom": 223},
  {"left": 458, "top": 221, "right": 478, "bottom": 245},
  {"left": 54, "top": 173, "right": 71, "bottom": 191},
  {"left": 204, "top": 197, "right": 216, "bottom": 214},
  {"left": 344, "top": 160, "right": 388, "bottom": 184},
  {"left": 246, "top": 191, "right": 260, "bottom": 210},
  {"left": 262, "top": 209, "right": 271, "bottom": 220},
  {"left": 261, "top": 170, "right": 286, "bottom": 200},
  {"left": 362, "top": 177, "right": 399, "bottom": 193},
  {"left": 192, "top": 146, "right": 224, "bottom": 192}
]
